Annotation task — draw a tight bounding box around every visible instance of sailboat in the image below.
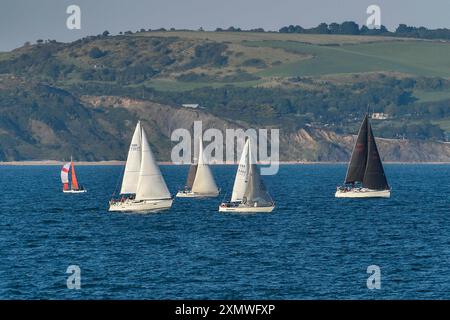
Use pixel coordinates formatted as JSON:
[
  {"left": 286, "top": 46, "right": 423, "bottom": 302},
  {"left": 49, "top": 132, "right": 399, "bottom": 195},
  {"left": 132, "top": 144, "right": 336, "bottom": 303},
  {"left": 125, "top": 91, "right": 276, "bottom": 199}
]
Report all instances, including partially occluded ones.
[
  {"left": 61, "top": 157, "right": 87, "bottom": 193},
  {"left": 176, "top": 137, "right": 220, "bottom": 198},
  {"left": 109, "top": 121, "right": 173, "bottom": 212},
  {"left": 219, "top": 139, "right": 275, "bottom": 212},
  {"left": 335, "top": 114, "right": 390, "bottom": 198}
]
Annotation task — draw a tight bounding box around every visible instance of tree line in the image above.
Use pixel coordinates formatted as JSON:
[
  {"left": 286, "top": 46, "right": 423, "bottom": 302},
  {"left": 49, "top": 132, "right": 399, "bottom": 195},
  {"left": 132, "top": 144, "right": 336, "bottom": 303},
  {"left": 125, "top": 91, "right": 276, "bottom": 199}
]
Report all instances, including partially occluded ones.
[{"left": 278, "top": 22, "right": 450, "bottom": 40}]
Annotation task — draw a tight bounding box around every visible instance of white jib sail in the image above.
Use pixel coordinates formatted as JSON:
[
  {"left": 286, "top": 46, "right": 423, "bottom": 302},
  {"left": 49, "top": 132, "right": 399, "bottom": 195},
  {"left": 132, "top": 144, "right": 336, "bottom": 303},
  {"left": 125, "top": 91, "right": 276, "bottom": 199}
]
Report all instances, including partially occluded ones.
[
  {"left": 231, "top": 139, "right": 250, "bottom": 202},
  {"left": 192, "top": 137, "right": 219, "bottom": 194},
  {"left": 120, "top": 121, "right": 142, "bottom": 194},
  {"left": 135, "top": 127, "right": 171, "bottom": 201},
  {"left": 61, "top": 162, "right": 71, "bottom": 184}
]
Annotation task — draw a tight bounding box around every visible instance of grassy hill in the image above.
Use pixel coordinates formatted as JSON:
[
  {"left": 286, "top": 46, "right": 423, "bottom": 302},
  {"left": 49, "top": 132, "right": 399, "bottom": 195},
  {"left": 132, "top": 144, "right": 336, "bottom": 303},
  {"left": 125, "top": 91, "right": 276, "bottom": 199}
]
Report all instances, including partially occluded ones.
[{"left": 1, "top": 31, "right": 450, "bottom": 161}]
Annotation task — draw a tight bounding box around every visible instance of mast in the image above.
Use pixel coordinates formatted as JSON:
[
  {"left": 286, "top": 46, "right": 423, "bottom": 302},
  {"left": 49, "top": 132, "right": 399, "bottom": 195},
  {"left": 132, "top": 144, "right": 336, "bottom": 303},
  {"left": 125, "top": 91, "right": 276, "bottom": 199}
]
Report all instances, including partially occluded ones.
[
  {"left": 362, "top": 120, "right": 389, "bottom": 190},
  {"left": 344, "top": 114, "right": 369, "bottom": 185}
]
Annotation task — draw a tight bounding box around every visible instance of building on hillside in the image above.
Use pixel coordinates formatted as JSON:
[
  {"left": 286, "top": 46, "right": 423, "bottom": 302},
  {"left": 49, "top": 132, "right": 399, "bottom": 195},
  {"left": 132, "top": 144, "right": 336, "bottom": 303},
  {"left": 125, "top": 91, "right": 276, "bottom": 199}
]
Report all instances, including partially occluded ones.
[
  {"left": 371, "top": 112, "right": 389, "bottom": 120},
  {"left": 182, "top": 104, "right": 199, "bottom": 109}
]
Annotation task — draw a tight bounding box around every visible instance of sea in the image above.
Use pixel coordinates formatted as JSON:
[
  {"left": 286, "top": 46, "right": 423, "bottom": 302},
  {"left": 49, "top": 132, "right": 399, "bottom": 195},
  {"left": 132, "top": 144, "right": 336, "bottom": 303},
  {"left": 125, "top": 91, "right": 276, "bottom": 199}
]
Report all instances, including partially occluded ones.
[{"left": 1, "top": 164, "right": 450, "bottom": 299}]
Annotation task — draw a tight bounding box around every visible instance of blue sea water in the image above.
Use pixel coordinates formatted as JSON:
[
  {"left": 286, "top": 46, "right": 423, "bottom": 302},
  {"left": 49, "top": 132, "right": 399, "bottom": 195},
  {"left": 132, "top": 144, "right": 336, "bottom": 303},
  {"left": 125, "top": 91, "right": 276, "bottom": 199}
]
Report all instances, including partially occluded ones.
[{"left": 1, "top": 164, "right": 450, "bottom": 299}]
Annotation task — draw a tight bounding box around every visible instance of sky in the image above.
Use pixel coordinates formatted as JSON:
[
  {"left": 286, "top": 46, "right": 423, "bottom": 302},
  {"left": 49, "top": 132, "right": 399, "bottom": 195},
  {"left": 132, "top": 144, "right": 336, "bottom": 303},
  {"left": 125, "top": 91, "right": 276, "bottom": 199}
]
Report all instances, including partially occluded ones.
[{"left": 1, "top": 0, "right": 450, "bottom": 51}]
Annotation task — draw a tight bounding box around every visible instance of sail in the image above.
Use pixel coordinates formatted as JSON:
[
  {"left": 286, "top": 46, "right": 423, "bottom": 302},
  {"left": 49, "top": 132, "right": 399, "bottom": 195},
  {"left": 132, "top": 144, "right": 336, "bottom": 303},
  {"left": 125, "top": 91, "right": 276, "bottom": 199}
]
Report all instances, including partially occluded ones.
[
  {"left": 362, "top": 122, "right": 389, "bottom": 190},
  {"left": 61, "top": 162, "right": 70, "bottom": 190},
  {"left": 120, "top": 122, "right": 142, "bottom": 194},
  {"left": 345, "top": 114, "right": 369, "bottom": 184},
  {"left": 71, "top": 161, "right": 79, "bottom": 190},
  {"left": 242, "top": 144, "right": 273, "bottom": 205},
  {"left": 186, "top": 144, "right": 199, "bottom": 189},
  {"left": 243, "top": 164, "right": 273, "bottom": 206},
  {"left": 231, "top": 139, "right": 250, "bottom": 202},
  {"left": 191, "top": 138, "right": 219, "bottom": 194},
  {"left": 186, "top": 164, "right": 198, "bottom": 189},
  {"left": 135, "top": 128, "right": 171, "bottom": 201}
]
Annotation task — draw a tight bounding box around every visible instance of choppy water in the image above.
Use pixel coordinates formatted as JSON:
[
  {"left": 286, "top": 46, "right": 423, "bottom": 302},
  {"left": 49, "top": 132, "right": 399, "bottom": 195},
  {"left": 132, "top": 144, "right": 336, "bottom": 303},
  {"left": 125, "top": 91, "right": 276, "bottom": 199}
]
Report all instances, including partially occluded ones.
[{"left": 1, "top": 164, "right": 450, "bottom": 299}]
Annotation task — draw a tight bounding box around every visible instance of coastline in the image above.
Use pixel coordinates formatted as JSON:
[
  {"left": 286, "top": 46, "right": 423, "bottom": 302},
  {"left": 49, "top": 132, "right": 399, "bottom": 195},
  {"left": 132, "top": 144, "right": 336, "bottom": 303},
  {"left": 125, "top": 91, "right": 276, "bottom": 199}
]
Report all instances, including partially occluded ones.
[{"left": 2, "top": 160, "right": 450, "bottom": 166}]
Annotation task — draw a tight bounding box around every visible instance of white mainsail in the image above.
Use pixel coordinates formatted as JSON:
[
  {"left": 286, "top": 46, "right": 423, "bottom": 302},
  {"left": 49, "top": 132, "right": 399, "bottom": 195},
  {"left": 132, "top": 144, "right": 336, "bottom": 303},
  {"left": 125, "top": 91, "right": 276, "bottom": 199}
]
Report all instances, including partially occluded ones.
[
  {"left": 61, "top": 162, "right": 70, "bottom": 184},
  {"left": 231, "top": 139, "right": 250, "bottom": 202},
  {"left": 120, "top": 122, "right": 142, "bottom": 194},
  {"left": 135, "top": 127, "right": 171, "bottom": 201},
  {"left": 192, "top": 138, "right": 219, "bottom": 194}
]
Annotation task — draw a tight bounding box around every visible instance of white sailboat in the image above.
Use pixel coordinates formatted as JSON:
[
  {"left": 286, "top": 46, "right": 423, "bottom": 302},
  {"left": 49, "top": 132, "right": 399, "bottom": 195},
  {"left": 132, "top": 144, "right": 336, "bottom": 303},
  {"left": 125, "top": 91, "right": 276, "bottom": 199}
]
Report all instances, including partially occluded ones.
[
  {"left": 61, "top": 157, "right": 87, "bottom": 193},
  {"left": 109, "top": 121, "right": 173, "bottom": 212},
  {"left": 176, "top": 137, "right": 220, "bottom": 198},
  {"left": 219, "top": 139, "right": 275, "bottom": 213}
]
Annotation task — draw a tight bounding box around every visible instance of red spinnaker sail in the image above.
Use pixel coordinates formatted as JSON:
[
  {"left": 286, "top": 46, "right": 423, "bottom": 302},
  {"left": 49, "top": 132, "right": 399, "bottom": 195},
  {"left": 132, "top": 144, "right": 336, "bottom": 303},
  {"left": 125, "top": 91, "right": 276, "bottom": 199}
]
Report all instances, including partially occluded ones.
[{"left": 71, "top": 161, "right": 79, "bottom": 190}]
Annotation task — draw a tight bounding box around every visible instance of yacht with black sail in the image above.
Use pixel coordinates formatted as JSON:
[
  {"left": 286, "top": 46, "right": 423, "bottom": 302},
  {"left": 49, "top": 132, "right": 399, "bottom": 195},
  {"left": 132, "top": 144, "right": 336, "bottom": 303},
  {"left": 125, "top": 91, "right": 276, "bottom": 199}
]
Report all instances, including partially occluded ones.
[{"left": 335, "top": 113, "right": 391, "bottom": 198}]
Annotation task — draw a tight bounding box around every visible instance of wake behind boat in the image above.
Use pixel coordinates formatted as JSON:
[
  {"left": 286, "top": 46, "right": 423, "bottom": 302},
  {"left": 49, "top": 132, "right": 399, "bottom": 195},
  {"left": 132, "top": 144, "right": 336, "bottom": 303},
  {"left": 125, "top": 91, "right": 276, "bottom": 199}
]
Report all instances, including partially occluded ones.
[
  {"left": 61, "top": 157, "right": 87, "bottom": 193},
  {"left": 335, "top": 114, "right": 390, "bottom": 198},
  {"left": 176, "top": 137, "right": 220, "bottom": 198},
  {"left": 219, "top": 139, "right": 275, "bottom": 213},
  {"left": 109, "top": 121, "right": 173, "bottom": 213}
]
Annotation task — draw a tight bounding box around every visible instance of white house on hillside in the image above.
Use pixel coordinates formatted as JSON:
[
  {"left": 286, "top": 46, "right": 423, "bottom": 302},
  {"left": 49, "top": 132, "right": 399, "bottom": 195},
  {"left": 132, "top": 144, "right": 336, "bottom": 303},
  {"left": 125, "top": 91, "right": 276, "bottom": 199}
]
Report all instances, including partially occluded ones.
[
  {"left": 372, "top": 112, "right": 389, "bottom": 120},
  {"left": 182, "top": 104, "right": 199, "bottom": 109}
]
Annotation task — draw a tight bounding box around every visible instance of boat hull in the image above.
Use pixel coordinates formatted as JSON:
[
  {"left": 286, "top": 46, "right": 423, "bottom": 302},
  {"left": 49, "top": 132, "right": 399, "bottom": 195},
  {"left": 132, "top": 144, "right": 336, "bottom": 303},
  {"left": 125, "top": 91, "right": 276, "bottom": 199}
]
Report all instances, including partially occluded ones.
[
  {"left": 109, "top": 199, "right": 173, "bottom": 213},
  {"left": 218, "top": 204, "right": 275, "bottom": 213},
  {"left": 63, "top": 189, "right": 87, "bottom": 193},
  {"left": 335, "top": 188, "right": 390, "bottom": 198},
  {"left": 176, "top": 191, "right": 219, "bottom": 198}
]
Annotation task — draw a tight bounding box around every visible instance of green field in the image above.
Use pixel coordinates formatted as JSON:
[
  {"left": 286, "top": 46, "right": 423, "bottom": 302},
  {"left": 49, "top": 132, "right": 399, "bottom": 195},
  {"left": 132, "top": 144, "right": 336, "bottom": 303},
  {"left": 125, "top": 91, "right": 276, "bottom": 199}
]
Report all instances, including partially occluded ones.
[
  {"left": 413, "top": 89, "right": 450, "bottom": 102},
  {"left": 137, "top": 32, "right": 450, "bottom": 90},
  {"left": 243, "top": 40, "right": 450, "bottom": 78},
  {"left": 0, "top": 52, "right": 11, "bottom": 61}
]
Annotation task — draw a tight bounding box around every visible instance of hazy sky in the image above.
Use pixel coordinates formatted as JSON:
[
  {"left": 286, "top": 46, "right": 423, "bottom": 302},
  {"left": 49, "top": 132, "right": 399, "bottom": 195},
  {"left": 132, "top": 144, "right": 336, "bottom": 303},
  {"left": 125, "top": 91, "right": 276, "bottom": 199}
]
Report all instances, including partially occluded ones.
[{"left": 1, "top": 0, "right": 450, "bottom": 51}]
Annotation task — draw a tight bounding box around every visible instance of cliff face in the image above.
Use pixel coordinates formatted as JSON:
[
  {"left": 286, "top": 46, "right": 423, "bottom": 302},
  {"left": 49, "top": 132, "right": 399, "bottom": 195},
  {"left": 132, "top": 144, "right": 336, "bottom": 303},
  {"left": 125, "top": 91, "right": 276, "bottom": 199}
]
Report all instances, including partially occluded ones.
[
  {"left": 2, "top": 76, "right": 450, "bottom": 162},
  {"left": 82, "top": 96, "right": 450, "bottom": 162},
  {"left": 283, "top": 127, "right": 450, "bottom": 162}
]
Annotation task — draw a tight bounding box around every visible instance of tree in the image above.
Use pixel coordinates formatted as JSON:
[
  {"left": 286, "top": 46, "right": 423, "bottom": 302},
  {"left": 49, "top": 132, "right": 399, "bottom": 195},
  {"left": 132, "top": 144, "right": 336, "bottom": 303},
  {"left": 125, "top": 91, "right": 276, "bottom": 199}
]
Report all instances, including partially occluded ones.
[
  {"left": 329, "top": 23, "right": 340, "bottom": 34},
  {"left": 314, "top": 23, "right": 329, "bottom": 34},
  {"left": 89, "top": 47, "right": 106, "bottom": 59},
  {"left": 339, "top": 21, "right": 359, "bottom": 35},
  {"left": 102, "top": 30, "right": 110, "bottom": 37}
]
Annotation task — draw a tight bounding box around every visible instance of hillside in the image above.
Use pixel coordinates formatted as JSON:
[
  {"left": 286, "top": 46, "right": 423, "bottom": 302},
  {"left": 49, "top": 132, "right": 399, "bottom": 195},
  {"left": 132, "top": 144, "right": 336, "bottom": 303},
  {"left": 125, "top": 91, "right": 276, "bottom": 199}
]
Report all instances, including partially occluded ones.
[{"left": 1, "top": 31, "right": 450, "bottom": 161}]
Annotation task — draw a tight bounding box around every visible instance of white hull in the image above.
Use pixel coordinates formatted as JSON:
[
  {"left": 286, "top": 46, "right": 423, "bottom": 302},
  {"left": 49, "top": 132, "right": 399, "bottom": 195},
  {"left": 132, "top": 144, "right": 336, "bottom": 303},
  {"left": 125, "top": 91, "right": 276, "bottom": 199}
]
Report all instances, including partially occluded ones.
[
  {"left": 176, "top": 190, "right": 219, "bottom": 198},
  {"left": 335, "top": 188, "right": 390, "bottom": 198},
  {"left": 109, "top": 198, "right": 173, "bottom": 213},
  {"left": 219, "top": 204, "right": 275, "bottom": 213},
  {"left": 63, "top": 189, "right": 87, "bottom": 193}
]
